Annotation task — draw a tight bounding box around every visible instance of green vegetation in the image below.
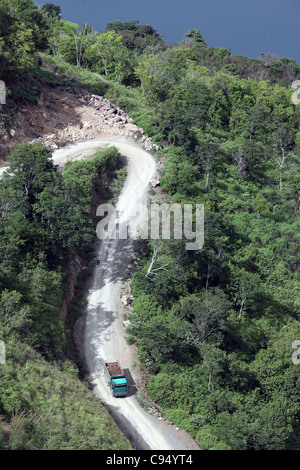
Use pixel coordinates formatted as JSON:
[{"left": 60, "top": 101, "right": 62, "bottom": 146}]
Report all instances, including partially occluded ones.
[
  {"left": 0, "top": 141, "right": 130, "bottom": 448},
  {"left": 1, "top": 1, "right": 300, "bottom": 450},
  {"left": 123, "top": 46, "right": 300, "bottom": 448},
  {"left": 0, "top": 339, "right": 131, "bottom": 450}
]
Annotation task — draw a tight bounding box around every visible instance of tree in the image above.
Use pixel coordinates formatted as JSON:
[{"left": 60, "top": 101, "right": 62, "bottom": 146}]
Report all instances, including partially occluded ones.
[
  {"left": 137, "top": 315, "right": 183, "bottom": 371},
  {"left": 196, "top": 136, "right": 221, "bottom": 192},
  {"left": 172, "top": 289, "right": 230, "bottom": 348},
  {"left": 199, "top": 343, "right": 226, "bottom": 391},
  {"left": 73, "top": 23, "right": 96, "bottom": 67},
  {"left": 215, "top": 411, "right": 251, "bottom": 450},
  {"left": 4, "top": 143, "right": 55, "bottom": 220},
  {"left": 230, "top": 265, "right": 261, "bottom": 319},
  {"left": 1, "top": 0, "right": 50, "bottom": 50},
  {"left": 0, "top": 4, "right": 35, "bottom": 74},
  {"left": 145, "top": 240, "right": 172, "bottom": 278},
  {"left": 40, "top": 4, "right": 63, "bottom": 56},
  {"left": 0, "top": 290, "right": 30, "bottom": 339},
  {"left": 0, "top": 0, "right": 51, "bottom": 77},
  {"left": 105, "top": 20, "right": 164, "bottom": 54},
  {"left": 272, "top": 124, "right": 295, "bottom": 195},
  {"left": 89, "top": 31, "right": 131, "bottom": 81},
  {"left": 221, "top": 136, "right": 264, "bottom": 179},
  {"left": 135, "top": 51, "right": 178, "bottom": 100},
  {"left": 54, "top": 20, "right": 79, "bottom": 62},
  {"left": 182, "top": 29, "right": 207, "bottom": 49},
  {"left": 17, "top": 264, "right": 65, "bottom": 358},
  {"left": 40, "top": 3, "right": 61, "bottom": 20}
]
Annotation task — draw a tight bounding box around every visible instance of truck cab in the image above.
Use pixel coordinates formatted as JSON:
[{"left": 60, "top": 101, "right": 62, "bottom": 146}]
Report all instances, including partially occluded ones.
[{"left": 111, "top": 377, "right": 128, "bottom": 397}]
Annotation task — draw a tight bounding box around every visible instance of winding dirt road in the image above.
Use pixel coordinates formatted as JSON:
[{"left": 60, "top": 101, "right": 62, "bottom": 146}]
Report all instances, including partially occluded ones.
[{"left": 4, "top": 136, "right": 200, "bottom": 451}]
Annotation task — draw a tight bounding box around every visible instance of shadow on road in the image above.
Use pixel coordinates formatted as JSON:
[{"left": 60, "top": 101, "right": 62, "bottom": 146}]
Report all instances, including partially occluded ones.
[
  {"left": 124, "top": 368, "right": 138, "bottom": 397},
  {"left": 102, "top": 402, "right": 151, "bottom": 450}
]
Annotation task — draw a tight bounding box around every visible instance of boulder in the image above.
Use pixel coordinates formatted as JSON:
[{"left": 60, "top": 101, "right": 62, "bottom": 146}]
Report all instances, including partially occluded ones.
[
  {"left": 150, "top": 179, "right": 160, "bottom": 188},
  {"left": 121, "top": 294, "right": 134, "bottom": 306}
]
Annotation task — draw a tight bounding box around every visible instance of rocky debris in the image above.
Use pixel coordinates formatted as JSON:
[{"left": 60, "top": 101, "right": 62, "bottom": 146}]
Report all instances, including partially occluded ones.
[
  {"left": 142, "top": 136, "right": 160, "bottom": 152},
  {"left": 30, "top": 124, "right": 92, "bottom": 150},
  {"left": 150, "top": 178, "right": 160, "bottom": 188},
  {"left": 157, "top": 155, "right": 166, "bottom": 171},
  {"left": 62, "top": 89, "right": 140, "bottom": 137},
  {"left": 121, "top": 294, "right": 134, "bottom": 306},
  {"left": 123, "top": 320, "right": 130, "bottom": 329},
  {"left": 123, "top": 281, "right": 132, "bottom": 295},
  {"left": 147, "top": 406, "right": 164, "bottom": 419},
  {"left": 0, "top": 84, "right": 161, "bottom": 160},
  {"left": 121, "top": 281, "right": 135, "bottom": 307}
]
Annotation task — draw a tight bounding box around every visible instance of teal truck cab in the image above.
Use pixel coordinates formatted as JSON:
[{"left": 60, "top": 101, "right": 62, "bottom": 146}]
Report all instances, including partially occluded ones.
[{"left": 104, "top": 361, "right": 128, "bottom": 397}]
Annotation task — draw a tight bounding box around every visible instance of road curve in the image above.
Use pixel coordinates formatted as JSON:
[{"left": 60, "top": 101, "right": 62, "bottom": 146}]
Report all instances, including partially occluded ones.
[{"left": 5, "top": 136, "right": 200, "bottom": 451}]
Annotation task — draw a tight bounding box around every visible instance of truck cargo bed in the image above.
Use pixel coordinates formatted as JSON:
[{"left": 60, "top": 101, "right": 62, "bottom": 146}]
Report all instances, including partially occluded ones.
[{"left": 105, "top": 361, "right": 123, "bottom": 377}]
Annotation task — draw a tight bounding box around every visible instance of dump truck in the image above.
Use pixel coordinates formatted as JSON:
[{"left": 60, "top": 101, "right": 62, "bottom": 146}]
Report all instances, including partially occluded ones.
[{"left": 104, "top": 361, "right": 128, "bottom": 397}]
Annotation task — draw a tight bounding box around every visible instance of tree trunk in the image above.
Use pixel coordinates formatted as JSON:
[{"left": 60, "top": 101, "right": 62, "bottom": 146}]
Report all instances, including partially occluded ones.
[
  {"left": 279, "top": 169, "right": 282, "bottom": 195},
  {"left": 239, "top": 297, "right": 245, "bottom": 319},
  {"left": 205, "top": 168, "right": 210, "bottom": 193}
]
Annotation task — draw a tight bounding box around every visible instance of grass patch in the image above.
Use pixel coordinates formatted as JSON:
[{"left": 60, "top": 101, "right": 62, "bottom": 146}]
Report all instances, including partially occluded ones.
[{"left": 0, "top": 339, "right": 132, "bottom": 450}]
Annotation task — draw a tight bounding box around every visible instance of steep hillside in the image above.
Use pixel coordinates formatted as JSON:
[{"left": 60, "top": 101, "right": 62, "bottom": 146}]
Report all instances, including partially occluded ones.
[
  {"left": 0, "top": 339, "right": 132, "bottom": 450},
  {"left": 0, "top": 81, "right": 145, "bottom": 161}
]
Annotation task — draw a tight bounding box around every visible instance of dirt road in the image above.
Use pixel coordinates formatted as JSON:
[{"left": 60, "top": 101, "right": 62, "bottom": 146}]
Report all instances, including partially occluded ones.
[{"left": 20, "top": 136, "right": 200, "bottom": 450}]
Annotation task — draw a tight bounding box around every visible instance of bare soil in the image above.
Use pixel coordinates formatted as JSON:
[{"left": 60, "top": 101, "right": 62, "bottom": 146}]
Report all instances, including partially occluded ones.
[{"left": 0, "top": 83, "right": 146, "bottom": 161}]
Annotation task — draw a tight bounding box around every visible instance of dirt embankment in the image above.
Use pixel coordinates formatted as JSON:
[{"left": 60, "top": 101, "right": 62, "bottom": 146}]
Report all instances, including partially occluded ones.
[{"left": 0, "top": 83, "right": 158, "bottom": 161}]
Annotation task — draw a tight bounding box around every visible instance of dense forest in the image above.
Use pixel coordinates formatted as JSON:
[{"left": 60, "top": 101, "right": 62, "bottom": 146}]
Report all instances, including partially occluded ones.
[{"left": 0, "top": 0, "right": 300, "bottom": 450}]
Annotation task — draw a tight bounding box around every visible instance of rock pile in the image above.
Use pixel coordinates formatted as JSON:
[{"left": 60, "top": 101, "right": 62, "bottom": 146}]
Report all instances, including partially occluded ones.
[
  {"left": 29, "top": 87, "right": 161, "bottom": 153},
  {"left": 0, "top": 84, "right": 161, "bottom": 160}
]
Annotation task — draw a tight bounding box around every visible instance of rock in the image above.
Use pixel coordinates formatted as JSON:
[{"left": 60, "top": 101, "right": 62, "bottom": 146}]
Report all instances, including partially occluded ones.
[
  {"left": 144, "top": 138, "right": 155, "bottom": 151},
  {"left": 82, "top": 121, "right": 91, "bottom": 129},
  {"left": 121, "top": 295, "right": 134, "bottom": 306},
  {"left": 133, "top": 130, "right": 143, "bottom": 138},
  {"left": 150, "top": 179, "right": 160, "bottom": 188},
  {"left": 125, "top": 282, "right": 132, "bottom": 294}
]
